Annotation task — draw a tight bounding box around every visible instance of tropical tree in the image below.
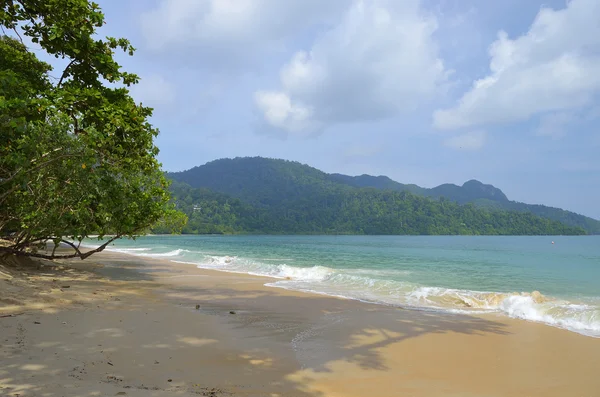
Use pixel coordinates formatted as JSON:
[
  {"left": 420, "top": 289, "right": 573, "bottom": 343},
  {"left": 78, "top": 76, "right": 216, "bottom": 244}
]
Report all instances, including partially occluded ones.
[{"left": 0, "top": 0, "right": 184, "bottom": 259}]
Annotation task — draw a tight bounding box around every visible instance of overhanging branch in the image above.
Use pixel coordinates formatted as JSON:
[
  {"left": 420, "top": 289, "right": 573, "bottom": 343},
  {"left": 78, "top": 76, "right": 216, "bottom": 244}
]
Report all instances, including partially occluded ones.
[
  {"left": 0, "top": 234, "right": 122, "bottom": 260},
  {"left": 58, "top": 58, "right": 76, "bottom": 87}
]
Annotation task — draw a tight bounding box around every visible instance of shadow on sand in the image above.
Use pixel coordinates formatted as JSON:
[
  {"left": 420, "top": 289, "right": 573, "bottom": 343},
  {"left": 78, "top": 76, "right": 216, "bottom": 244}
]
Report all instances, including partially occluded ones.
[{"left": 1, "top": 256, "right": 510, "bottom": 397}]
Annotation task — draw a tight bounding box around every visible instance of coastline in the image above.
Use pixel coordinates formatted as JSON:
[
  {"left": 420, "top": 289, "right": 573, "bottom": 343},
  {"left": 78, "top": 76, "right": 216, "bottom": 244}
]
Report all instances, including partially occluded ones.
[{"left": 1, "top": 251, "right": 599, "bottom": 397}]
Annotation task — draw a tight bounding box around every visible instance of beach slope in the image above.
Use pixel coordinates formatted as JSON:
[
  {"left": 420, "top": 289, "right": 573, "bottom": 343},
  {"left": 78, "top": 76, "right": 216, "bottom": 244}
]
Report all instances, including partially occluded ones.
[{"left": 1, "top": 253, "right": 599, "bottom": 397}]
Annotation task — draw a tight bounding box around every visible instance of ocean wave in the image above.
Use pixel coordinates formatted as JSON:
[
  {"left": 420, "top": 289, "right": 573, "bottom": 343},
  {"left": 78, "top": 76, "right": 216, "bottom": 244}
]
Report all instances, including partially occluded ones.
[
  {"left": 191, "top": 255, "right": 335, "bottom": 281},
  {"left": 84, "top": 244, "right": 600, "bottom": 338},
  {"left": 276, "top": 264, "right": 334, "bottom": 281},
  {"left": 188, "top": 254, "right": 600, "bottom": 337},
  {"left": 404, "top": 287, "right": 599, "bottom": 336},
  {"left": 135, "top": 249, "right": 189, "bottom": 257},
  {"left": 78, "top": 242, "right": 179, "bottom": 258},
  {"left": 105, "top": 247, "right": 190, "bottom": 258},
  {"left": 107, "top": 247, "right": 153, "bottom": 253},
  {"left": 406, "top": 287, "right": 551, "bottom": 309},
  {"left": 499, "top": 295, "right": 599, "bottom": 336}
]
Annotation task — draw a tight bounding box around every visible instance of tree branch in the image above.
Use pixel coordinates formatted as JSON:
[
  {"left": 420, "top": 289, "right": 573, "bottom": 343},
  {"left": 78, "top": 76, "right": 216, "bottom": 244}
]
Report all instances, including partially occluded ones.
[
  {"left": 12, "top": 27, "right": 25, "bottom": 46},
  {"left": 58, "top": 59, "right": 76, "bottom": 87},
  {"left": 0, "top": 234, "right": 122, "bottom": 260},
  {"left": 1, "top": 151, "right": 79, "bottom": 187},
  {"left": 0, "top": 184, "right": 21, "bottom": 205},
  {"left": 58, "top": 239, "right": 83, "bottom": 256}
]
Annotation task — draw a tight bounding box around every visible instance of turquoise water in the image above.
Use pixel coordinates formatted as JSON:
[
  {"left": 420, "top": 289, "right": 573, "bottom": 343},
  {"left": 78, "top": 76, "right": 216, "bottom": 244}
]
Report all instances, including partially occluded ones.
[{"left": 91, "top": 235, "right": 600, "bottom": 337}]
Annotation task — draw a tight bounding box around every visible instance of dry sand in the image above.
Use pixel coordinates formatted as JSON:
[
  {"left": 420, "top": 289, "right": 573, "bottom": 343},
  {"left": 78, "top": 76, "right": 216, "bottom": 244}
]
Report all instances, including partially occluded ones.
[{"left": 1, "top": 251, "right": 599, "bottom": 397}]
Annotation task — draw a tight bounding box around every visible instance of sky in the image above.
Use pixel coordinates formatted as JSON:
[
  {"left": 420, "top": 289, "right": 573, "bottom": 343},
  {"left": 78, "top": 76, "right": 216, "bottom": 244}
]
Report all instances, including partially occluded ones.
[{"left": 27, "top": 0, "right": 600, "bottom": 219}]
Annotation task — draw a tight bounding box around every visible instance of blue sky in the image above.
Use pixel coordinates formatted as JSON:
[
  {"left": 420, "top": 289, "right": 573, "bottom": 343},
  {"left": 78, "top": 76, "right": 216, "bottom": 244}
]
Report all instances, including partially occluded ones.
[{"left": 32, "top": 0, "right": 600, "bottom": 218}]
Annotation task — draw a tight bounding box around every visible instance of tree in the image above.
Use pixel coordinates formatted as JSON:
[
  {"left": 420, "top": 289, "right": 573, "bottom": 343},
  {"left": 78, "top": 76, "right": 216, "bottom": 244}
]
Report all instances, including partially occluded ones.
[{"left": 0, "top": 1, "right": 183, "bottom": 259}]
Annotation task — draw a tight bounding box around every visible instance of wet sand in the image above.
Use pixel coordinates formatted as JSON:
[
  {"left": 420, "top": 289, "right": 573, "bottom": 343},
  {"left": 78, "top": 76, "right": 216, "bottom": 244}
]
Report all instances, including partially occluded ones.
[{"left": 1, "top": 252, "right": 599, "bottom": 397}]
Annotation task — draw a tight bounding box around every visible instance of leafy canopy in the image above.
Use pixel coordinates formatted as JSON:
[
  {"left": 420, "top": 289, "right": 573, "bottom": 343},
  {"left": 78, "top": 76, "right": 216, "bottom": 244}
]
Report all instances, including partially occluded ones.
[
  {"left": 167, "top": 171, "right": 585, "bottom": 236},
  {"left": 0, "top": 0, "right": 185, "bottom": 259},
  {"left": 169, "top": 157, "right": 599, "bottom": 234}
]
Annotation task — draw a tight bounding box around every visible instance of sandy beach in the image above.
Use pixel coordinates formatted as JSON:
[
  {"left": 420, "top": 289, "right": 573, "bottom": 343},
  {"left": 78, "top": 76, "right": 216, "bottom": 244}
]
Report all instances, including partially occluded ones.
[{"left": 1, "top": 252, "right": 599, "bottom": 397}]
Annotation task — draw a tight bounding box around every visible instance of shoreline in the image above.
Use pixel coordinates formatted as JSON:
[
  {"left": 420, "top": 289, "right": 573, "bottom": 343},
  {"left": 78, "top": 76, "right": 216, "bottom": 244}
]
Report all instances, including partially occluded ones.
[
  {"left": 99, "top": 239, "right": 600, "bottom": 339},
  {"left": 1, "top": 251, "right": 599, "bottom": 396}
]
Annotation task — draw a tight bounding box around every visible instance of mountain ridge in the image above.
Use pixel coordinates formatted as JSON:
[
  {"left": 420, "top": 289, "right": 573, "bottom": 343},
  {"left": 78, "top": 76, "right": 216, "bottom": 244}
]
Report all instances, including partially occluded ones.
[{"left": 167, "top": 157, "right": 599, "bottom": 234}]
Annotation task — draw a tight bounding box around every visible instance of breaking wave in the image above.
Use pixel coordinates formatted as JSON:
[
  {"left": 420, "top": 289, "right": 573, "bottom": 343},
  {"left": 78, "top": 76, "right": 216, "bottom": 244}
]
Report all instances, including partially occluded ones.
[{"left": 100, "top": 244, "right": 600, "bottom": 338}]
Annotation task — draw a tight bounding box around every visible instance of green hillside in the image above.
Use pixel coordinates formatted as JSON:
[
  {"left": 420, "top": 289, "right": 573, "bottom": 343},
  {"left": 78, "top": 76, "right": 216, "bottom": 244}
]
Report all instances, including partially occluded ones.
[
  {"left": 166, "top": 158, "right": 586, "bottom": 236},
  {"left": 473, "top": 199, "right": 600, "bottom": 234},
  {"left": 168, "top": 157, "right": 339, "bottom": 207},
  {"left": 167, "top": 157, "right": 599, "bottom": 234},
  {"left": 328, "top": 173, "right": 426, "bottom": 195},
  {"left": 332, "top": 173, "right": 599, "bottom": 233}
]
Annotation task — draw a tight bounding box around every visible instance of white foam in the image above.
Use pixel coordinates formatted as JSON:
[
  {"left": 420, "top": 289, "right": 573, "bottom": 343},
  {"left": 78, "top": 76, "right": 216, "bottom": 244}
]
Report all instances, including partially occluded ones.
[
  {"left": 499, "top": 295, "right": 600, "bottom": 337},
  {"left": 79, "top": 242, "right": 173, "bottom": 257},
  {"left": 188, "top": 254, "right": 600, "bottom": 337},
  {"left": 201, "top": 255, "right": 238, "bottom": 267},
  {"left": 83, "top": 242, "right": 600, "bottom": 338},
  {"left": 134, "top": 249, "right": 188, "bottom": 257},
  {"left": 407, "top": 287, "right": 600, "bottom": 337},
  {"left": 108, "top": 247, "right": 152, "bottom": 253},
  {"left": 275, "top": 264, "right": 334, "bottom": 281}
]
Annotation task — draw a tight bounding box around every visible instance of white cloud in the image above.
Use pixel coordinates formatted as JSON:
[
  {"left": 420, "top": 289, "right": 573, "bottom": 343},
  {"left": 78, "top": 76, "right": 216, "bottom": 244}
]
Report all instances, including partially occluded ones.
[
  {"left": 140, "top": 0, "right": 347, "bottom": 69},
  {"left": 433, "top": 0, "right": 600, "bottom": 131},
  {"left": 130, "top": 74, "right": 175, "bottom": 106},
  {"left": 443, "top": 130, "right": 486, "bottom": 151},
  {"left": 254, "top": 0, "right": 448, "bottom": 136},
  {"left": 254, "top": 91, "right": 320, "bottom": 136}
]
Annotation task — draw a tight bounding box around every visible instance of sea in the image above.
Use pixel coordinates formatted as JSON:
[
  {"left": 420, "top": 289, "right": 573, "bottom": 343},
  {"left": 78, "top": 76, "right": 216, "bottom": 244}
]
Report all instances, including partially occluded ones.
[{"left": 88, "top": 235, "right": 600, "bottom": 338}]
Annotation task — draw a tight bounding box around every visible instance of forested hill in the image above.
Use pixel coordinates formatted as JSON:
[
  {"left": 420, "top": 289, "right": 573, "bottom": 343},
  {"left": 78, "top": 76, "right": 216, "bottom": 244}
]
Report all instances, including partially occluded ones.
[
  {"left": 164, "top": 158, "right": 586, "bottom": 236},
  {"left": 330, "top": 175, "right": 509, "bottom": 203},
  {"left": 168, "top": 157, "right": 339, "bottom": 207},
  {"left": 167, "top": 157, "right": 599, "bottom": 234}
]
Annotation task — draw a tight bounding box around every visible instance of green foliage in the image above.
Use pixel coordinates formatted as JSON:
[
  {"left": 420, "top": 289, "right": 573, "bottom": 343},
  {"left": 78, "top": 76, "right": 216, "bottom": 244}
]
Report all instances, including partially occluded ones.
[
  {"left": 329, "top": 173, "right": 426, "bottom": 195},
  {"left": 150, "top": 208, "right": 189, "bottom": 235},
  {"left": 168, "top": 157, "right": 342, "bottom": 208},
  {"left": 0, "top": 1, "right": 174, "bottom": 259},
  {"left": 473, "top": 199, "right": 600, "bottom": 235},
  {"left": 329, "top": 172, "right": 599, "bottom": 233},
  {"left": 166, "top": 159, "right": 585, "bottom": 236},
  {"left": 426, "top": 180, "right": 509, "bottom": 203},
  {"left": 169, "top": 157, "right": 598, "bottom": 234}
]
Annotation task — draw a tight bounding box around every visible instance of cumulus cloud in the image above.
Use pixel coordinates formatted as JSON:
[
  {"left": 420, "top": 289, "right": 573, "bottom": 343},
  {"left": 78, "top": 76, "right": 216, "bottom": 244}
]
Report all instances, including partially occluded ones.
[
  {"left": 254, "top": 0, "right": 448, "bottom": 136},
  {"left": 443, "top": 130, "right": 486, "bottom": 151},
  {"left": 254, "top": 91, "right": 320, "bottom": 136},
  {"left": 140, "top": 0, "right": 347, "bottom": 69},
  {"left": 433, "top": 0, "right": 600, "bottom": 130}
]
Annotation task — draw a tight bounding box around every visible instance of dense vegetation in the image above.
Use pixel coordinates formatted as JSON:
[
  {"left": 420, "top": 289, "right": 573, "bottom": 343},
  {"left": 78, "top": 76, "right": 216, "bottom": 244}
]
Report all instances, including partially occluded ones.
[
  {"left": 168, "top": 157, "right": 599, "bottom": 234},
  {"left": 334, "top": 172, "right": 599, "bottom": 233},
  {"left": 166, "top": 158, "right": 586, "bottom": 236},
  {"left": 472, "top": 199, "right": 600, "bottom": 235},
  {"left": 0, "top": 1, "right": 182, "bottom": 259}
]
